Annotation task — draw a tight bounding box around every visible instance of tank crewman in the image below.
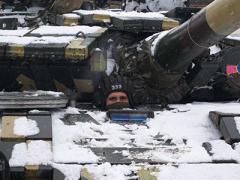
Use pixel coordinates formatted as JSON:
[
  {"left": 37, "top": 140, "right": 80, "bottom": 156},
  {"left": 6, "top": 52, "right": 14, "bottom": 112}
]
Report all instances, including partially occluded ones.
[{"left": 94, "top": 73, "right": 134, "bottom": 110}]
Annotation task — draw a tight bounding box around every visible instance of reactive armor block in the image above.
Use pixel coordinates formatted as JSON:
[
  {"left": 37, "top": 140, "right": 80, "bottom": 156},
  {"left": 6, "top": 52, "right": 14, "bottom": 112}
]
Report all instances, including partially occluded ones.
[
  {"left": 65, "top": 37, "right": 96, "bottom": 60},
  {"left": 62, "top": 113, "right": 100, "bottom": 125},
  {"left": 209, "top": 111, "right": 240, "bottom": 144},
  {"left": 0, "top": 17, "right": 18, "bottom": 30},
  {"left": 111, "top": 16, "right": 179, "bottom": 32},
  {"left": 111, "top": 16, "right": 143, "bottom": 31},
  {"left": 25, "top": 43, "right": 67, "bottom": 60}
]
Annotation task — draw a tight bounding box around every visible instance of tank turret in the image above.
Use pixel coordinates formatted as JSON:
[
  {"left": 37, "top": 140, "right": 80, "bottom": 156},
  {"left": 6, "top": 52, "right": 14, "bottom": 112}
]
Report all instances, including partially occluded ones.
[{"left": 152, "top": 0, "right": 240, "bottom": 87}]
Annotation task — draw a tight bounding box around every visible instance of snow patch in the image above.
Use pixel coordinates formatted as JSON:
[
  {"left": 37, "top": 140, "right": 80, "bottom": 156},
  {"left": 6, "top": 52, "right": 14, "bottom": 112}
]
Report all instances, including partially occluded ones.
[
  {"left": 179, "top": 146, "right": 211, "bottom": 163},
  {"left": 121, "top": 150, "right": 130, "bottom": 157},
  {"left": 0, "top": 28, "right": 30, "bottom": 36},
  {"left": 53, "top": 145, "right": 99, "bottom": 164},
  {"left": 24, "top": 90, "right": 64, "bottom": 97},
  {"left": 66, "top": 107, "right": 80, "bottom": 114},
  {"left": 63, "top": 13, "right": 81, "bottom": 18},
  {"left": 234, "top": 116, "right": 240, "bottom": 134},
  {"left": 9, "top": 141, "right": 52, "bottom": 166},
  {"left": 138, "top": 149, "right": 175, "bottom": 163},
  {"left": 0, "top": 36, "right": 74, "bottom": 45},
  {"left": 209, "top": 140, "right": 240, "bottom": 162},
  {"left": 156, "top": 164, "right": 240, "bottom": 180},
  {"left": 52, "top": 113, "right": 99, "bottom": 164},
  {"left": 0, "top": 36, "right": 37, "bottom": 44},
  {"left": 31, "top": 36, "right": 75, "bottom": 44},
  {"left": 227, "top": 28, "right": 240, "bottom": 41},
  {"left": 29, "top": 109, "right": 41, "bottom": 113},
  {"left": 210, "top": 45, "right": 221, "bottom": 55},
  {"left": 74, "top": 9, "right": 165, "bottom": 19},
  {"left": 27, "top": 140, "right": 53, "bottom": 165},
  {"left": 106, "top": 57, "right": 117, "bottom": 75},
  {"left": 31, "top": 25, "right": 102, "bottom": 36},
  {"left": 9, "top": 143, "right": 28, "bottom": 167},
  {"left": 14, "top": 117, "right": 40, "bottom": 136},
  {"left": 150, "top": 30, "right": 170, "bottom": 56}
]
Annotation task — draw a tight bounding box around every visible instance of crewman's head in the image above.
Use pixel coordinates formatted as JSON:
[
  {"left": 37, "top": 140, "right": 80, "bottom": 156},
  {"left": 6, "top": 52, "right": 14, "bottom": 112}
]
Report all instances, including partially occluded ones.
[
  {"left": 106, "top": 91, "right": 129, "bottom": 109},
  {"left": 95, "top": 73, "right": 133, "bottom": 110}
]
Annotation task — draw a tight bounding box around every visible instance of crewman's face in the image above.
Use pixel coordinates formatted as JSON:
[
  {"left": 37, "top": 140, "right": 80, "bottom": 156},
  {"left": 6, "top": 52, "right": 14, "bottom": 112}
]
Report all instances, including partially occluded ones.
[{"left": 106, "top": 91, "right": 129, "bottom": 107}]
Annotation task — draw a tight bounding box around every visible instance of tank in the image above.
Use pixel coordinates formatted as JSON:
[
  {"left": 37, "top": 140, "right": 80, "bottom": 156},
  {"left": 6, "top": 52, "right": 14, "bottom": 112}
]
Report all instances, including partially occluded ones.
[{"left": 1, "top": 1, "right": 240, "bottom": 178}]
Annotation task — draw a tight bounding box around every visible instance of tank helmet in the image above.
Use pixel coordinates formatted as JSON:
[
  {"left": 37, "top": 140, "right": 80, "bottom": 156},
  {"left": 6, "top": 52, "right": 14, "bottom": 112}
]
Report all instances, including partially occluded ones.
[{"left": 95, "top": 73, "right": 133, "bottom": 110}]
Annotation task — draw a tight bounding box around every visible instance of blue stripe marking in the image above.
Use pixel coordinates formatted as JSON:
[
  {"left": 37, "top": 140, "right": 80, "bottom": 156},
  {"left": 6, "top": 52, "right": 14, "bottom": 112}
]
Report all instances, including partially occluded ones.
[{"left": 111, "top": 113, "right": 147, "bottom": 122}]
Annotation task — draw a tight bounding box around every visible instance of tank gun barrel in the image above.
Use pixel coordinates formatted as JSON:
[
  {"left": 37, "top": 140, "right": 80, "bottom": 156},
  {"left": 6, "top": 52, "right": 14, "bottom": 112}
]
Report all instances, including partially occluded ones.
[{"left": 153, "top": 0, "right": 240, "bottom": 85}]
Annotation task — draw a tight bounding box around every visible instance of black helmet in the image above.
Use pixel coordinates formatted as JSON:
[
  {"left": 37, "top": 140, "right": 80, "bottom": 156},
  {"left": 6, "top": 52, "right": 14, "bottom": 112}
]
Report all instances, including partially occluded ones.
[{"left": 94, "top": 73, "right": 133, "bottom": 110}]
